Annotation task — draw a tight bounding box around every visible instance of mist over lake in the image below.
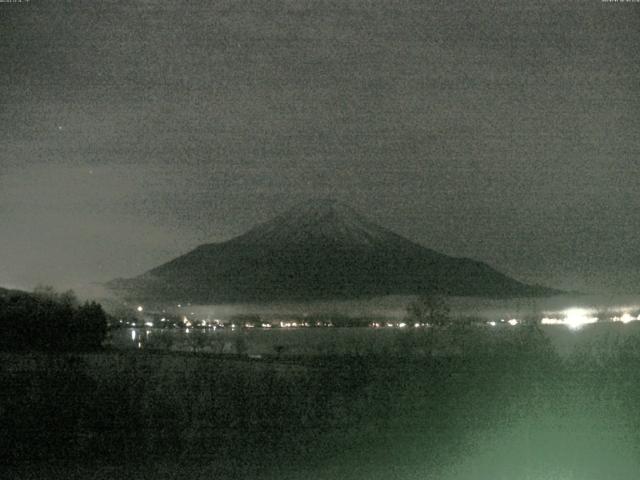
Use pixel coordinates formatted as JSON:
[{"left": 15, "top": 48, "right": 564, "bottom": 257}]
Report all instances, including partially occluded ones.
[
  {"left": 145, "top": 293, "right": 640, "bottom": 321},
  {"left": 104, "top": 294, "right": 640, "bottom": 359}
]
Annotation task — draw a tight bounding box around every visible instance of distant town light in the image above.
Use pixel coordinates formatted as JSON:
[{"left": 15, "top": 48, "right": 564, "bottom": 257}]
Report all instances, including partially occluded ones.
[
  {"left": 137, "top": 306, "right": 143, "bottom": 312},
  {"left": 611, "top": 312, "right": 636, "bottom": 324},
  {"left": 620, "top": 313, "right": 634, "bottom": 324},
  {"left": 488, "top": 321, "right": 496, "bottom": 327},
  {"left": 563, "top": 308, "right": 598, "bottom": 330},
  {"left": 541, "top": 317, "right": 563, "bottom": 325},
  {"left": 508, "top": 319, "right": 518, "bottom": 326}
]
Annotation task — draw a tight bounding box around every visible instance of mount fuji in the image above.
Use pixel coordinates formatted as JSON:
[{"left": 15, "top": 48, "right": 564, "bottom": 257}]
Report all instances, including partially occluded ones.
[{"left": 107, "top": 199, "right": 558, "bottom": 302}]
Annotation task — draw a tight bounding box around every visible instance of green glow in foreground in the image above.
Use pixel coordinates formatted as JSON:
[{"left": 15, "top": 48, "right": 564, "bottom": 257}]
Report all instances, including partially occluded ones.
[{"left": 442, "top": 413, "right": 638, "bottom": 480}]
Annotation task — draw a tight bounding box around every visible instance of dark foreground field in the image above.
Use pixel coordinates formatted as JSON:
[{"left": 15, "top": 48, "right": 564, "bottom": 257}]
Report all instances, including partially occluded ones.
[{"left": 4, "top": 327, "right": 640, "bottom": 479}]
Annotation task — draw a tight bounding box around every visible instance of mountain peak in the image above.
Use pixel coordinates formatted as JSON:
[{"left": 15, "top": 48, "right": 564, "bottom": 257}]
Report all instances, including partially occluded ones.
[
  {"left": 273, "top": 198, "right": 361, "bottom": 224},
  {"left": 235, "top": 199, "right": 392, "bottom": 247},
  {"left": 292, "top": 198, "right": 353, "bottom": 215},
  {"left": 107, "top": 201, "right": 561, "bottom": 302}
]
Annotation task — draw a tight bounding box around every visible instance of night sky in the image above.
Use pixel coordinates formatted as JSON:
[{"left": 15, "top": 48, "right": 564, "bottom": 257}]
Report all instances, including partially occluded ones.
[{"left": 1, "top": 0, "right": 639, "bottom": 295}]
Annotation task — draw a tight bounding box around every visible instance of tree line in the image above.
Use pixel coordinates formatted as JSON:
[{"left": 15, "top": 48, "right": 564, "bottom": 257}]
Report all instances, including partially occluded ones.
[{"left": 0, "top": 286, "right": 107, "bottom": 351}]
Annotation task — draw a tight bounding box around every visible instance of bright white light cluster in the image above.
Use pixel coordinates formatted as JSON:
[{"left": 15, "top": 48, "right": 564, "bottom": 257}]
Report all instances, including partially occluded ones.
[
  {"left": 612, "top": 312, "right": 639, "bottom": 324},
  {"left": 563, "top": 309, "right": 598, "bottom": 329},
  {"left": 540, "top": 317, "right": 563, "bottom": 325},
  {"left": 540, "top": 309, "right": 640, "bottom": 329},
  {"left": 541, "top": 308, "right": 598, "bottom": 330},
  {"left": 486, "top": 319, "right": 520, "bottom": 327}
]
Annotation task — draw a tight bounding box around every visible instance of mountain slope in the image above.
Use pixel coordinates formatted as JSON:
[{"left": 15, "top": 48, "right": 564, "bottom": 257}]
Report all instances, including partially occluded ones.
[{"left": 107, "top": 199, "right": 559, "bottom": 302}]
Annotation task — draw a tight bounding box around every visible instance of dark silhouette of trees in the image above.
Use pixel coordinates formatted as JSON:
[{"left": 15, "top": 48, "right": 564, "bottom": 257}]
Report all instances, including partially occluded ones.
[
  {"left": 406, "top": 293, "right": 451, "bottom": 327},
  {"left": 70, "top": 301, "right": 108, "bottom": 350},
  {"left": 0, "top": 287, "right": 108, "bottom": 352}
]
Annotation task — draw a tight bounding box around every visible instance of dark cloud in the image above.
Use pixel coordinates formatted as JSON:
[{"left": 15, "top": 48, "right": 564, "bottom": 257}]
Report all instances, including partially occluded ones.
[{"left": 1, "top": 0, "right": 639, "bottom": 294}]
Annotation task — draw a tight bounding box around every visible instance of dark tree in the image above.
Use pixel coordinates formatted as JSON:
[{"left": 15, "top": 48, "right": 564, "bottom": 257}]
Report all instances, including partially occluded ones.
[
  {"left": 70, "top": 301, "right": 109, "bottom": 351},
  {"left": 0, "top": 287, "right": 108, "bottom": 352},
  {"left": 406, "top": 293, "right": 451, "bottom": 327}
]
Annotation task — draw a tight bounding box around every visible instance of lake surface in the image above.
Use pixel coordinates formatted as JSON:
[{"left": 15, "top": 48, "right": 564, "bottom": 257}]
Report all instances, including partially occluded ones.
[{"left": 109, "top": 322, "right": 640, "bottom": 358}]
